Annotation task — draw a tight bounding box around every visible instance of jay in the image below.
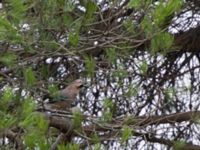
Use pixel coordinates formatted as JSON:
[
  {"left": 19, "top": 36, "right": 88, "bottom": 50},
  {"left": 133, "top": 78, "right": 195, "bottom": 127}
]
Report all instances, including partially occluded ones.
[{"left": 41, "top": 79, "right": 84, "bottom": 111}]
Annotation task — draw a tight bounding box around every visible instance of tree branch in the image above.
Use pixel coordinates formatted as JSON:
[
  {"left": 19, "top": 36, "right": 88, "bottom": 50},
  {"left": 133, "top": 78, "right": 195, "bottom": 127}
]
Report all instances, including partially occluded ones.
[{"left": 1, "top": 129, "right": 24, "bottom": 150}]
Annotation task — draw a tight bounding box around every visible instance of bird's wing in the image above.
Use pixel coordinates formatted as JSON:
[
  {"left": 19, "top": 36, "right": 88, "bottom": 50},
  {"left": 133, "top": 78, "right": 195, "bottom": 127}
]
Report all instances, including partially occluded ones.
[
  {"left": 48, "top": 95, "right": 69, "bottom": 104},
  {"left": 48, "top": 89, "right": 72, "bottom": 103}
]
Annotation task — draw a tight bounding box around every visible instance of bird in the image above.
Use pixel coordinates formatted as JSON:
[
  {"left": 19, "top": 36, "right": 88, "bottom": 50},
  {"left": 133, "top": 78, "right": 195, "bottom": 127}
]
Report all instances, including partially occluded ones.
[{"left": 39, "top": 79, "right": 84, "bottom": 111}]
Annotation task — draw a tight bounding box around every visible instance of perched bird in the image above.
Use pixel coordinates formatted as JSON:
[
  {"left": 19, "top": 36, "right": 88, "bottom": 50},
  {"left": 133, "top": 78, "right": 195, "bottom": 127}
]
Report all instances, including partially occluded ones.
[{"left": 40, "top": 79, "right": 84, "bottom": 111}]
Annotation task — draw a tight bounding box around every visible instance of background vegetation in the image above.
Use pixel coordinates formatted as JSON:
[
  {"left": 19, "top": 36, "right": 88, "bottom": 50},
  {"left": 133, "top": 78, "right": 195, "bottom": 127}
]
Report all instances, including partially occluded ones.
[{"left": 1, "top": 0, "right": 200, "bottom": 149}]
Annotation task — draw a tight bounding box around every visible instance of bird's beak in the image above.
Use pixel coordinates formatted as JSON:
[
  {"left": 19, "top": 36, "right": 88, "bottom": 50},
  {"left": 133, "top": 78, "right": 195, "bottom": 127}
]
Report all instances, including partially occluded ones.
[{"left": 80, "top": 83, "right": 89, "bottom": 88}]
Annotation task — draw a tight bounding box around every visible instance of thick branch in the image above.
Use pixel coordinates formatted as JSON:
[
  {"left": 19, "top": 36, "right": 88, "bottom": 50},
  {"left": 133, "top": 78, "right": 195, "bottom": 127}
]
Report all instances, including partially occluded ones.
[
  {"left": 46, "top": 111, "right": 200, "bottom": 134},
  {"left": 134, "top": 131, "right": 200, "bottom": 150},
  {"left": 46, "top": 111, "right": 200, "bottom": 148},
  {"left": 135, "top": 111, "right": 200, "bottom": 126},
  {"left": 50, "top": 133, "right": 66, "bottom": 150},
  {"left": 48, "top": 114, "right": 74, "bottom": 134}
]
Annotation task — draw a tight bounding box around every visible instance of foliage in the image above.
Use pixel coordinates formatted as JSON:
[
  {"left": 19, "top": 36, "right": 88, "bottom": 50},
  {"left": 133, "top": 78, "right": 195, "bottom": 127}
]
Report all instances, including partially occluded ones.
[
  {"left": 106, "top": 48, "right": 117, "bottom": 64},
  {"left": 58, "top": 143, "right": 79, "bottom": 150},
  {"left": 0, "top": 88, "right": 17, "bottom": 130},
  {"left": 173, "top": 141, "right": 186, "bottom": 150},
  {"left": 72, "top": 109, "right": 84, "bottom": 129},
  {"left": 91, "top": 132, "right": 100, "bottom": 144},
  {"left": 24, "top": 67, "right": 36, "bottom": 87},
  {"left": 0, "top": 52, "right": 17, "bottom": 67},
  {"left": 83, "top": 1, "right": 97, "bottom": 24},
  {"left": 101, "top": 99, "right": 115, "bottom": 122},
  {"left": 151, "top": 32, "right": 174, "bottom": 54},
  {"left": 93, "top": 143, "right": 101, "bottom": 150},
  {"left": 125, "top": 85, "right": 139, "bottom": 98},
  {"left": 121, "top": 125, "right": 133, "bottom": 144},
  {"left": 69, "top": 32, "right": 79, "bottom": 47},
  {"left": 20, "top": 98, "right": 49, "bottom": 149},
  {"left": 48, "top": 84, "right": 59, "bottom": 98},
  {"left": 0, "top": 0, "right": 199, "bottom": 149},
  {"left": 139, "top": 60, "right": 148, "bottom": 76},
  {"left": 84, "top": 55, "right": 96, "bottom": 77},
  {"left": 0, "top": 88, "right": 49, "bottom": 149}
]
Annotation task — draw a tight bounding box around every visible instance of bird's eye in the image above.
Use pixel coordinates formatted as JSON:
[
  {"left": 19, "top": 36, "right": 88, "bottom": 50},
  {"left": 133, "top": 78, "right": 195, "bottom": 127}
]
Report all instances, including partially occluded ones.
[{"left": 79, "top": 84, "right": 84, "bottom": 88}]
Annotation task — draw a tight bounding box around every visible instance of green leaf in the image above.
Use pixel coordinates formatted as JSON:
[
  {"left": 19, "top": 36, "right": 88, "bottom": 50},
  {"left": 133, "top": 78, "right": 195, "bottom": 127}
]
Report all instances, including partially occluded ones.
[
  {"left": 123, "top": 19, "right": 135, "bottom": 34},
  {"left": 24, "top": 129, "right": 48, "bottom": 149},
  {"left": 153, "top": 0, "right": 183, "bottom": 27},
  {"left": 63, "top": 0, "right": 75, "bottom": 12},
  {"left": 102, "top": 99, "right": 114, "bottom": 122},
  {"left": 0, "top": 113, "right": 17, "bottom": 130},
  {"left": 163, "top": 88, "right": 175, "bottom": 108},
  {"left": 63, "top": 14, "right": 73, "bottom": 27},
  {"left": 113, "top": 69, "right": 128, "bottom": 78},
  {"left": 84, "top": 1, "right": 97, "bottom": 24},
  {"left": 20, "top": 114, "right": 33, "bottom": 128},
  {"left": 0, "top": 52, "right": 17, "bottom": 67},
  {"left": 64, "top": 143, "right": 79, "bottom": 150},
  {"left": 72, "top": 109, "right": 83, "bottom": 129},
  {"left": 106, "top": 48, "right": 116, "bottom": 63},
  {"left": 24, "top": 132, "right": 38, "bottom": 149},
  {"left": 34, "top": 113, "right": 49, "bottom": 132},
  {"left": 69, "top": 32, "right": 79, "bottom": 47},
  {"left": 173, "top": 140, "right": 186, "bottom": 150},
  {"left": 70, "top": 18, "right": 82, "bottom": 31},
  {"left": 0, "top": 16, "right": 15, "bottom": 33},
  {"left": 24, "top": 67, "right": 36, "bottom": 87},
  {"left": 41, "top": 40, "right": 60, "bottom": 50},
  {"left": 0, "top": 87, "right": 16, "bottom": 112},
  {"left": 121, "top": 125, "right": 132, "bottom": 144},
  {"left": 151, "top": 32, "right": 174, "bottom": 54},
  {"left": 141, "top": 16, "right": 153, "bottom": 37},
  {"left": 21, "top": 102, "right": 49, "bottom": 149},
  {"left": 22, "top": 113, "right": 48, "bottom": 134},
  {"left": 40, "top": 64, "right": 49, "bottom": 78},
  {"left": 103, "top": 99, "right": 116, "bottom": 114},
  {"left": 123, "top": 116, "right": 136, "bottom": 125},
  {"left": 91, "top": 132, "right": 100, "bottom": 144},
  {"left": 7, "top": 31, "right": 23, "bottom": 44},
  {"left": 94, "top": 143, "right": 101, "bottom": 150},
  {"left": 103, "top": 99, "right": 113, "bottom": 109},
  {"left": 128, "top": 0, "right": 152, "bottom": 10},
  {"left": 58, "top": 145, "right": 67, "bottom": 150},
  {"left": 1, "top": 88, "right": 14, "bottom": 104},
  {"left": 0, "top": 16, "right": 23, "bottom": 43},
  {"left": 24, "top": 128, "right": 49, "bottom": 149},
  {"left": 101, "top": 110, "right": 113, "bottom": 122},
  {"left": 139, "top": 60, "right": 148, "bottom": 75},
  {"left": 164, "top": 88, "right": 175, "bottom": 101},
  {"left": 7, "top": 0, "right": 27, "bottom": 24},
  {"left": 84, "top": 56, "right": 96, "bottom": 77},
  {"left": 128, "top": 0, "right": 142, "bottom": 9},
  {"left": 125, "top": 85, "right": 138, "bottom": 98},
  {"left": 21, "top": 109, "right": 49, "bottom": 149},
  {"left": 38, "top": 138, "right": 49, "bottom": 150},
  {"left": 21, "top": 97, "right": 36, "bottom": 120},
  {"left": 48, "top": 84, "right": 59, "bottom": 98}
]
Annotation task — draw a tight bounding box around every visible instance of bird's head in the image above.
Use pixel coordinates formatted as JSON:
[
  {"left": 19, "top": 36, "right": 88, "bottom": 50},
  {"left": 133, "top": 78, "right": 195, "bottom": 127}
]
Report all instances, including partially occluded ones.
[{"left": 73, "top": 79, "right": 84, "bottom": 89}]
